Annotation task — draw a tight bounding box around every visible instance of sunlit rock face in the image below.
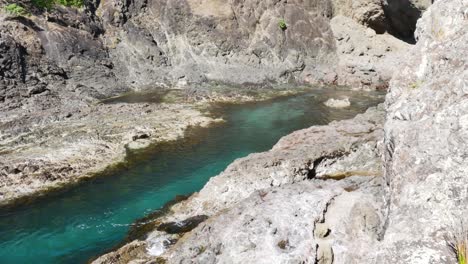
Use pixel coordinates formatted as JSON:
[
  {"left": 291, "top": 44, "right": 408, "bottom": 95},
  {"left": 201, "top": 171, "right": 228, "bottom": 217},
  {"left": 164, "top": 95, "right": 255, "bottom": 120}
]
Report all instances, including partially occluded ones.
[
  {"left": 380, "top": 0, "right": 468, "bottom": 262},
  {"left": 98, "top": 0, "right": 338, "bottom": 87}
]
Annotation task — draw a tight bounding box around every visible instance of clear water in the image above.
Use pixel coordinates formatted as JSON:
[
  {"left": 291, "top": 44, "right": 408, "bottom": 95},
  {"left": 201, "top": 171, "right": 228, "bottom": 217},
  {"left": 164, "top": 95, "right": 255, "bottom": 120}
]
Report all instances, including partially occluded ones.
[{"left": 0, "top": 89, "right": 383, "bottom": 264}]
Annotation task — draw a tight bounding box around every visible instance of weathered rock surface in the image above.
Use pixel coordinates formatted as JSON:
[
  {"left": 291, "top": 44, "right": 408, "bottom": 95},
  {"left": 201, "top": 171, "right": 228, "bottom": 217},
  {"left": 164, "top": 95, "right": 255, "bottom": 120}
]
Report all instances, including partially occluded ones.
[
  {"left": 331, "top": 15, "right": 410, "bottom": 90},
  {"left": 164, "top": 177, "right": 384, "bottom": 264},
  {"left": 331, "top": 0, "right": 389, "bottom": 34},
  {"left": 382, "top": 0, "right": 431, "bottom": 41},
  {"left": 93, "top": 104, "right": 386, "bottom": 263},
  {"left": 0, "top": 0, "right": 416, "bottom": 105},
  {"left": 100, "top": 0, "right": 336, "bottom": 87},
  {"left": 331, "top": 0, "right": 431, "bottom": 41},
  {"left": 0, "top": 102, "right": 215, "bottom": 205},
  {"left": 378, "top": 0, "right": 468, "bottom": 262}
]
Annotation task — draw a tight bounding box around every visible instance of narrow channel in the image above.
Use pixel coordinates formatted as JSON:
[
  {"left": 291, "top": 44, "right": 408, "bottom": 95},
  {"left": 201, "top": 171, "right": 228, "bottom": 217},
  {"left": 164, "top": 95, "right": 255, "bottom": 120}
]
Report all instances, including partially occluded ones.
[{"left": 0, "top": 89, "right": 383, "bottom": 264}]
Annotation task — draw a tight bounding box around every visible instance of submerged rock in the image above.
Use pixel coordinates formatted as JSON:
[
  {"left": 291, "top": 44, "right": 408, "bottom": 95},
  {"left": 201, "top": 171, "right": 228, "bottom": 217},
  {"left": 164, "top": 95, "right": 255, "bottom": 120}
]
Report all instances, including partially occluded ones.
[{"left": 324, "top": 97, "right": 351, "bottom": 108}]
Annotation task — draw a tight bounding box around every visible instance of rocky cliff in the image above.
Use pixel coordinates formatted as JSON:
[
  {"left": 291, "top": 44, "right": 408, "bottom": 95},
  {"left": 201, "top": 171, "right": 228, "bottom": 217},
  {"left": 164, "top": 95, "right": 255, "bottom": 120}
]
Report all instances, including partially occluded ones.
[
  {"left": 380, "top": 0, "right": 468, "bottom": 261},
  {"left": 94, "top": 0, "right": 468, "bottom": 263},
  {"left": 0, "top": 0, "right": 423, "bottom": 205},
  {"left": 0, "top": 0, "right": 423, "bottom": 101}
]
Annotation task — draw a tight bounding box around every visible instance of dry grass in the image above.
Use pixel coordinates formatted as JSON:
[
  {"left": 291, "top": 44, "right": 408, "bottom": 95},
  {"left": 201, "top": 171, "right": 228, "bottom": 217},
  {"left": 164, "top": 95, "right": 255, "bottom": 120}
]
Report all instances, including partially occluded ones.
[{"left": 446, "top": 225, "right": 468, "bottom": 264}]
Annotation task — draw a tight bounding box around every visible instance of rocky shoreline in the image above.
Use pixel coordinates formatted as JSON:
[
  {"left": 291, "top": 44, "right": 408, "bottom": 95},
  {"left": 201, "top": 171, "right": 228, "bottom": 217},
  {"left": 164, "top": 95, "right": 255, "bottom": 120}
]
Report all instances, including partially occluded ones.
[
  {"left": 94, "top": 0, "right": 468, "bottom": 263},
  {"left": 0, "top": 85, "right": 313, "bottom": 207},
  {"left": 0, "top": 0, "right": 425, "bottom": 207},
  {"left": 93, "top": 103, "right": 386, "bottom": 263},
  {"left": 0, "top": 100, "right": 213, "bottom": 206},
  {"left": 2, "top": 0, "right": 468, "bottom": 263}
]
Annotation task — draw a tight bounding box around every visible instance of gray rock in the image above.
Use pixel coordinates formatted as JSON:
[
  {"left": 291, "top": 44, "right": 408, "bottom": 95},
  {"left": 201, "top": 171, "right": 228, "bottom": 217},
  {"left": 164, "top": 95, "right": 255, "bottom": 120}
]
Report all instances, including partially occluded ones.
[
  {"left": 331, "top": 0, "right": 389, "bottom": 34},
  {"left": 324, "top": 97, "right": 351, "bottom": 108},
  {"left": 100, "top": 0, "right": 337, "bottom": 87},
  {"left": 331, "top": 15, "right": 410, "bottom": 90},
  {"left": 0, "top": 0, "right": 419, "bottom": 206},
  {"left": 378, "top": 0, "right": 468, "bottom": 262},
  {"left": 331, "top": 0, "right": 431, "bottom": 41},
  {"left": 165, "top": 177, "right": 384, "bottom": 264},
  {"left": 382, "top": 0, "right": 431, "bottom": 41},
  {"left": 165, "top": 105, "right": 384, "bottom": 218},
  {"left": 0, "top": 102, "right": 215, "bottom": 205}
]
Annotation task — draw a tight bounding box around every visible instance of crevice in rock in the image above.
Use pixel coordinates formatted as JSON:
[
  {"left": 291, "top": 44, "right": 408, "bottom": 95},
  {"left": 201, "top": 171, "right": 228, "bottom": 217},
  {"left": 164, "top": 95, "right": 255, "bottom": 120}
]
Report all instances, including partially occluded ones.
[
  {"left": 313, "top": 195, "right": 338, "bottom": 264},
  {"left": 5, "top": 17, "right": 44, "bottom": 32},
  {"left": 377, "top": 169, "right": 393, "bottom": 242},
  {"left": 377, "top": 200, "right": 391, "bottom": 241},
  {"left": 18, "top": 45, "right": 28, "bottom": 84},
  {"left": 307, "top": 157, "right": 325, "bottom": 179},
  {"left": 378, "top": 134, "right": 395, "bottom": 241},
  {"left": 307, "top": 151, "right": 350, "bottom": 180},
  {"left": 318, "top": 195, "right": 337, "bottom": 224}
]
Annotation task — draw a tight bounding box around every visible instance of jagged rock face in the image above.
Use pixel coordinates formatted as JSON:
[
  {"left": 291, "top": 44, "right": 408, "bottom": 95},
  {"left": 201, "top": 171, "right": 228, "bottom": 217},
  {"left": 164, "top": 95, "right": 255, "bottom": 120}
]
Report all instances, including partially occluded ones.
[
  {"left": 331, "top": 15, "right": 410, "bottom": 89},
  {"left": 0, "top": 18, "right": 65, "bottom": 109},
  {"left": 162, "top": 105, "right": 384, "bottom": 218},
  {"left": 0, "top": 0, "right": 419, "bottom": 107},
  {"left": 0, "top": 0, "right": 412, "bottom": 205},
  {"left": 331, "top": 0, "right": 431, "bottom": 41},
  {"left": 331, "top": 0, "right": 389, "bottom": 34},
  {"left": 0, "top": 33, "right": 24, "bottom": 103},
  {"left": 98, "top": 0, "right": 422, "bottom": 89},
  {"left": 0, "top": 10, "right": 123, "bottom": 112},
  {"left": 382, "top": 0, "right": 431, "bottom": 41},
  {"left": 98, "top": 0, "right": 337, "bottom": 87},
  {"left": 381, "top": 0, "right": 468, "bottom": 262}
]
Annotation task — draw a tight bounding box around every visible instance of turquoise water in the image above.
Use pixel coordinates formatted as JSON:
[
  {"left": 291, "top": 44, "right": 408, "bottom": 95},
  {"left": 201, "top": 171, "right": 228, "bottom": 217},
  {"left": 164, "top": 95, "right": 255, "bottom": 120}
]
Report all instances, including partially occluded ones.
[{"left": 0, "top": 89, "right": 383, "bottom": 264}]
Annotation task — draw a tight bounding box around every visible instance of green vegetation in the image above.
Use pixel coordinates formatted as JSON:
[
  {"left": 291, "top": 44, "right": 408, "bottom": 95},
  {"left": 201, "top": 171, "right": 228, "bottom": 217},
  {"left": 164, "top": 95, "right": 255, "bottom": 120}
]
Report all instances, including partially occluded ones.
[
  {"left": 446, "top": 228, "right": 468, "bottom": 264},
  {"left": 196, "top": 245, "right": 206, "bottom": 255},
  {"left": 410, "top": 80, "right": 423, "bottom": 89},
  {"left": 55, "top": 0, "right": 84, "bottom": 7},
  {"left": 410, "top": 82, "right": 419, "bottom": 89},
  {"left": 453, "top": 241, "right": 467, "bottom": 264},
  {"left": 278, "top": 19, "right": 287, "bottom": 31},
  {"left": 31, "top": 0, "right": 84, "bottom": 9},
  {"left": 4, "top": 3, "right": 28, "bottom": 15}
]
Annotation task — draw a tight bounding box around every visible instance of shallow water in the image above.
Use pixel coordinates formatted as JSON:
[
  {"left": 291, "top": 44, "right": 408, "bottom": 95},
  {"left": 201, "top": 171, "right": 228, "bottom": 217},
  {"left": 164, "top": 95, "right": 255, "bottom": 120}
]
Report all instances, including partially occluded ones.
[{"left": 0, "top": 88, "right": 383, "bottom": 264}]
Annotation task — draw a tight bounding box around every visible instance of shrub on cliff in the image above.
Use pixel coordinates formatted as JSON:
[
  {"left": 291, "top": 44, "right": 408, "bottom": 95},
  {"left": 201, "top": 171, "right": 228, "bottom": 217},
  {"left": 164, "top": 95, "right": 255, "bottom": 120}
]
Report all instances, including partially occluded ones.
[
  {"left": 446, "top": 226, "right": 468, "bottom": 264},
  {"left": 278, "top": 19, "right": 287, "bottom": 31},
  {"left": 32, "top": 0, "right": 84, "bottom": 9},
  {"left": 55, "top": 0, "right": 84, "bottom": 7},
  {"left": 4, "top": 3, "right": 28, "bottom": 15}
]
